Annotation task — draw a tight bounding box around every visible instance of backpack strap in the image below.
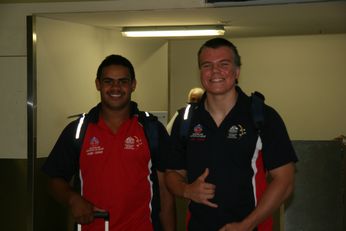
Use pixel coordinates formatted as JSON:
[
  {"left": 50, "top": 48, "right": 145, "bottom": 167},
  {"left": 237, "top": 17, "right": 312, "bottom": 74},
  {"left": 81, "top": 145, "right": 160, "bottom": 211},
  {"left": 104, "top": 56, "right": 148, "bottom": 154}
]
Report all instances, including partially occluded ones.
[
  {"left": 179, "top": 92, "right": 264, "bottom": 138},
  {"left": 251, "top": 91, "right": 265, "bottom": 134},
  {"left": 179, "top": 103, "right": 198, "bottom": 141},
  {"left": 138, "top": 111, "right": 159, "bottom": 155},
  {"left": 74, "top": 113, "right": 88, "bottom": 154},
  {"left": 179, "top": 103, "right": 198, "bottom": 142},
  {"left": 72, "top": 104, "right": 101, "bottom": 153}
]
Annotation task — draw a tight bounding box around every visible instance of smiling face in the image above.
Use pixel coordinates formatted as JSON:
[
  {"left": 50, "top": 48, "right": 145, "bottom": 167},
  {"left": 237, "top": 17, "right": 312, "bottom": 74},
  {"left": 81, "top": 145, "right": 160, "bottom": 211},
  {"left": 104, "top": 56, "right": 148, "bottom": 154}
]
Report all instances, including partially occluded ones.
[
  {"left": 199, "top": 46, "right": 240, "bottom": 96},
  {"left": 96, "top": 64, "right": 136, "bottom": 111}
]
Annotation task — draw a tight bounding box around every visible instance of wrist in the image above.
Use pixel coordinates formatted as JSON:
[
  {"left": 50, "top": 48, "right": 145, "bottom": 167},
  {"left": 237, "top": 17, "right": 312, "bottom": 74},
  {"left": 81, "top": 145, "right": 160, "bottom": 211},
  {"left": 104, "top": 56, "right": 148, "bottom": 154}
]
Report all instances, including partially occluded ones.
[
  {"left": 67, "top": 192, "right": 81, "bottom": 206},
  {"left": 241, "top": 217, "right": 256, "bottom": 231},
  {"left": 182, "top": 184, "right": 191, "bottom": 200}
]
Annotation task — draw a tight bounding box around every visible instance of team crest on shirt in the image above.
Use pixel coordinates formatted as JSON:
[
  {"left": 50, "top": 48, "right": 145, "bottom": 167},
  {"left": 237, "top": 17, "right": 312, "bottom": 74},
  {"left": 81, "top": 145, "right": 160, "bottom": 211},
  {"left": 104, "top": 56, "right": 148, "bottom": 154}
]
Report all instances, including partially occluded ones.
[
  {"left": 190, "top": 124, "right": 206, "bottom": 140},
  {"left": 227, "top": 124, "right": 246, "bottom": 139},
  {"left": 86, "top": 136, "right": 104, "bottom": 155},
  {"left": 124, "top": 136, "right": 143, "bottom": 150}
]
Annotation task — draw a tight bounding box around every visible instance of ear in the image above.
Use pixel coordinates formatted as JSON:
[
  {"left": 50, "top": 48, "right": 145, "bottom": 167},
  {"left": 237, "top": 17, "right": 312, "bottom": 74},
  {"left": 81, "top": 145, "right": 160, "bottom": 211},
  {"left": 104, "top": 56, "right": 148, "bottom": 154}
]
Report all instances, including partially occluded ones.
[
  {"left": 234, "top": 67, "right": 240, "bottom": 81},
  {"left": 131, "top": 79, "right": 137, "bottom": 92},
  {"left": 95, "top": 78, "right": 101, "bottom": 91}
]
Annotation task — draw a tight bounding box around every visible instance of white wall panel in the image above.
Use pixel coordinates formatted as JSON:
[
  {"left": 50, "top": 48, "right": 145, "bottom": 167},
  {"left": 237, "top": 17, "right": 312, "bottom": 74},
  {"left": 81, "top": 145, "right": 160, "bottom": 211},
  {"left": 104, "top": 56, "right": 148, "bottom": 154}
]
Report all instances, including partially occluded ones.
[{"left": 36, "top": 17, "right": 103, "bottom": 157}]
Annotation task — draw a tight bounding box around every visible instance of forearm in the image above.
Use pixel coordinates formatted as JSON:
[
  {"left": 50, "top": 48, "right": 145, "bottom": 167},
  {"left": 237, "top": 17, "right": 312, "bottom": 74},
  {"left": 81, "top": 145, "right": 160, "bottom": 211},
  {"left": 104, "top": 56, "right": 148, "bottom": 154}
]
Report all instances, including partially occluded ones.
[
  {"left": 49, "top": 177, "right": 80, "bottom": 206},
  {"left": 242, "top": 179, "right": 293, "bottom": 229},
  {"left": 165, "top": 170, "right": 189, "bottom": 199},
  {"left": 49, "top": 177, "right": 94, "bottom": 224},
  {"left": 238, "top": 163, "right": 295, "bottom": 230},
  {"left": 158, "top": 171, "right": 177, "bottom": 231},
  {"left": 159, "top": 198, "right": 176, "bottom": 231}
]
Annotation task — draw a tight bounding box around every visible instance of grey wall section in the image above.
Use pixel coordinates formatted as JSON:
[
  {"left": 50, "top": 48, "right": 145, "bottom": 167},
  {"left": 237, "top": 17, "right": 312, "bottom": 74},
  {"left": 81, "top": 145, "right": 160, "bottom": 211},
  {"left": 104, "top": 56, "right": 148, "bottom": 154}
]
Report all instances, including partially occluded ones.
[
  {"left": 285, "top": 140, "right": 345, "bottom": 231},
  {"left": 0, "top": 159, "right": 27, "bottom": 231},
  {"left": 34, "top": 158, "right": 74, "bottom": 231},
  {"left": 1, "top": 140, "right": 344, "bottom": 230},
  {"left": 0, "top": 158, "right": 73, "bottom": 231}
]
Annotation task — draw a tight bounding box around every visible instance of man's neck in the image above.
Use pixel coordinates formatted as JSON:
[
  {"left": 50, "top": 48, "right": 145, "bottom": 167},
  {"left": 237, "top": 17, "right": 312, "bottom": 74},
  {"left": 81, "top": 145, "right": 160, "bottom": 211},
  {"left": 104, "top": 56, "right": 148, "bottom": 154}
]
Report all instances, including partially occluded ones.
[
  {"left": 204, "top": 89, "right": 238, "bottom": 127},
  {"left": 100, "top": 104, "right": 131, "bottom": 133}
]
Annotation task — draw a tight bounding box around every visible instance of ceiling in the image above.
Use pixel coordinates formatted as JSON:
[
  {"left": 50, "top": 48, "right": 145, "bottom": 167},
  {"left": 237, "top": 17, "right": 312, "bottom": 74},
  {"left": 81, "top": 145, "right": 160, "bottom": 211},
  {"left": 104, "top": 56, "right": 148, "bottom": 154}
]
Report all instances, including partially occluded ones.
[{"left": 38, "top": 1, "right": 346, "bottom": 38}]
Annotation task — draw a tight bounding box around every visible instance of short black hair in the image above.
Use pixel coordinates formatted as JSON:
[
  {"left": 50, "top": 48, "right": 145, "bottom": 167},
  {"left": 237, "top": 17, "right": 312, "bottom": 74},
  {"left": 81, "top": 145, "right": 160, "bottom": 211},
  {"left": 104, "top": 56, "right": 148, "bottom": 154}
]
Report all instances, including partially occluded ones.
[
  {"left": 197, "top": 38, "right": 241, "bottom": 68},
  {"left": 96, "top": 54, "right": 135, "bottom": 80}
]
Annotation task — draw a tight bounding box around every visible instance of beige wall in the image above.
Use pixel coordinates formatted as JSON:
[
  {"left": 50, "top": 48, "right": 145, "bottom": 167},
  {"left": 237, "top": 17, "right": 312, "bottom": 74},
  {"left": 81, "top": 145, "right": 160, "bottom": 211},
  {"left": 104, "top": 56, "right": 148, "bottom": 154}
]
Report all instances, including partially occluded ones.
[
  {"left": 0, "top": 57, "right": 27, "bottom": 158},
  {"left": 103, "top": 33, "right": 169, "bottom": 112},
  {"left": 169, "top": 34, "right": 346, "bottom": 140}
]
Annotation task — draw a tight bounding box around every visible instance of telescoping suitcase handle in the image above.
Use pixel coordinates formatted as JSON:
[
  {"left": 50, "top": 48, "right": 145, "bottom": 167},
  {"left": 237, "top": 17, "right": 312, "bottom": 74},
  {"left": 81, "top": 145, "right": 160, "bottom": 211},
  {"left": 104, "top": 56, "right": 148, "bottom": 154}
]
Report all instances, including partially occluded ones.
[{"left": 77, "top": 211, "right": 110, "bottom": 231}]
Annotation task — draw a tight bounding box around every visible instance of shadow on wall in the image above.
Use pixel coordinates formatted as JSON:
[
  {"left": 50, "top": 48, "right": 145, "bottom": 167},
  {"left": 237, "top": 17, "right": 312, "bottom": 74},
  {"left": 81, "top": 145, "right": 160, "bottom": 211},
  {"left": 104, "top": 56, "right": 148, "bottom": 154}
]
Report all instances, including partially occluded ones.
[
  {"left": 0, "top": 159, "right": 27, "bottom": 231},
  {"left": 35, "top": 158, "right": 74, "bottom": 231},
  {"left": 0, "top": 158, "right": 73, "bottom": 231},
  {"left": 285, "top": 140, "right": 345, "bottom": 231}
]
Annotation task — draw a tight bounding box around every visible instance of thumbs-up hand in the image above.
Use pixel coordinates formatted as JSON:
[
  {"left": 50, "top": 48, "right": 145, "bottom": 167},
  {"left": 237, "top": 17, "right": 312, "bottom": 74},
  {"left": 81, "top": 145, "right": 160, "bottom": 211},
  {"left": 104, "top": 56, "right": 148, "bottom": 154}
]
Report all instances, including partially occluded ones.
[{"left": 184, "top": 168, "right": 218, "bottom": 208}]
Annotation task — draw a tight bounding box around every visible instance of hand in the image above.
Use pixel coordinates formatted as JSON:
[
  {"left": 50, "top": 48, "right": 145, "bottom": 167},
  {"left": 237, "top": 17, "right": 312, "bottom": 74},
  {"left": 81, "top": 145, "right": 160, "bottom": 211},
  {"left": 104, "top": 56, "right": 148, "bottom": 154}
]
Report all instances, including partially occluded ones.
[
  {"left": 68, "top": 193, "right": 95, "bottom": 224},
  {"left": 185, "top": 168, "right": 218, "bottom": 208}
]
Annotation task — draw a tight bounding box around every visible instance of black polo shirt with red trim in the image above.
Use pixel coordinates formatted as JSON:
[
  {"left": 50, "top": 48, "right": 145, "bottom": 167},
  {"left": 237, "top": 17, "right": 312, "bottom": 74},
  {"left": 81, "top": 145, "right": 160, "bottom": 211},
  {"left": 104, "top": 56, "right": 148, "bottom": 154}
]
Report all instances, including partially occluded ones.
[
  {"left": 167, "top": 87, "right": 297, "bottom": 231},
  {"left": 42, "top": 102, "right": 169, "bottom": 231}
]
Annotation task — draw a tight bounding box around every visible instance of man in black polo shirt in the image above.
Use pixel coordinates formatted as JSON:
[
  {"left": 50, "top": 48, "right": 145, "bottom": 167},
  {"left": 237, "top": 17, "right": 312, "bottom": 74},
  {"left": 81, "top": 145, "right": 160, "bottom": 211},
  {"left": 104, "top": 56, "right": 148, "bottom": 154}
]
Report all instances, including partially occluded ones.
[{"left": 165, "top": 38, "right": 297, "bottom": 231}]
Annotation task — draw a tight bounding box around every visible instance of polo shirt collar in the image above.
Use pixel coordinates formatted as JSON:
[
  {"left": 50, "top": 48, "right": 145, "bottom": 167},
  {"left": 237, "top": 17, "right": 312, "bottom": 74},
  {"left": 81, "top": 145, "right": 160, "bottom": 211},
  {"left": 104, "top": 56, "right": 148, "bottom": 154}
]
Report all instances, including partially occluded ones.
[{"left": 86, "top": 101, "right": 140, "bottom": 123}]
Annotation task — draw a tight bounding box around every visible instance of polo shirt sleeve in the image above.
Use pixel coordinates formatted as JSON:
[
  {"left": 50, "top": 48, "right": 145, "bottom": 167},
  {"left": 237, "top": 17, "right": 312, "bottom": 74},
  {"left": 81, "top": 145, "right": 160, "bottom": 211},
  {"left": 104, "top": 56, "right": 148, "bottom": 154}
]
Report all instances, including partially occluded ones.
[
  {"left": 165, "top": 111, "right": 187, "bottom": 170},
  {"left": 261, "top": 106, "right": 298, "bottom": 170},
  {"left": 41, "top": 121, "right": 80, "bottom": 182}
]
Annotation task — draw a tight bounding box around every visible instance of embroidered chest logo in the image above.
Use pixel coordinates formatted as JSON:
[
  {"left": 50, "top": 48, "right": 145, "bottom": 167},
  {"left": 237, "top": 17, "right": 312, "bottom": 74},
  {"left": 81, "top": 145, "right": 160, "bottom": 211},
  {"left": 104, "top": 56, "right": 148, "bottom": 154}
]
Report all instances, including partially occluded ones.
[
  {"left": 86, "top": 136, "right": 104, "bottom": 155},
  {"left": 124, "top": 136, "right": 143, "bottom": 150},
  {"left": 190, "top": 124, "right": 207, "bottom": 140},
  {"left": 227, "top": 124, "right": 246, "bottom": 139}
]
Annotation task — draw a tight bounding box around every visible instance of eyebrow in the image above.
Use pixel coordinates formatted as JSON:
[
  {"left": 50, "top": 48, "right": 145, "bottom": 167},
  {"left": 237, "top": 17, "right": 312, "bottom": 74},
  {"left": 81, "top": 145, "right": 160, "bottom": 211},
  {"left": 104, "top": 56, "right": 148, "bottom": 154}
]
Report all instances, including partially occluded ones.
[
  {"left": 102, "top": 76, "right": 130, "bottom": 80},
  {"left": 200, "top": 59, "right": 232, "bottom": 65}
]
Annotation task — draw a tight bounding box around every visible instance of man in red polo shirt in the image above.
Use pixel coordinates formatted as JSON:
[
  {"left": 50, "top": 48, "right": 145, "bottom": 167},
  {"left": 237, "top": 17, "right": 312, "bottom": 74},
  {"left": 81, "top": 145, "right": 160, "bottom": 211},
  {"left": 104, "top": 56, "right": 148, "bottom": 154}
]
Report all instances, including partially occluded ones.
[{"left": 42, "top": 55, "right": 176, "bottom": 231}]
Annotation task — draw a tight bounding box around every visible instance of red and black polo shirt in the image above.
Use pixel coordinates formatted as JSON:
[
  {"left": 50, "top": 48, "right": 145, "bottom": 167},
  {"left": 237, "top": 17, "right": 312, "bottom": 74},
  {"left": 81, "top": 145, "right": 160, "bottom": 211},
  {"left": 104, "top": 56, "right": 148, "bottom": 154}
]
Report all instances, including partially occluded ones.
[
  {"left": 167, "top": 87, "right": 297, "bottom": 231},
  {"left": 42, "top": 102, "right": 169, "bottom": 231}
]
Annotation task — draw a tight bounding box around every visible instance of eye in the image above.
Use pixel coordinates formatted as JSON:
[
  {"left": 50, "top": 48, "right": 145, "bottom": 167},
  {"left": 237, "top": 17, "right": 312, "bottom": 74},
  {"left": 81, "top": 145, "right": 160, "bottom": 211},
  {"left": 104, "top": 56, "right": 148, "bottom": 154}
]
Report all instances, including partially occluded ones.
[
  {"left": 201, "top": 63, "right": 212, "bottom": 69},
  {"left": 101, "top": 78, "right": 113, "bottom": 85},
  {"left": 220, "top": 61, "right": 231, "bottom": 67},
  {"left": 119, "top": 78, "right": 131, "bottom": 85}
]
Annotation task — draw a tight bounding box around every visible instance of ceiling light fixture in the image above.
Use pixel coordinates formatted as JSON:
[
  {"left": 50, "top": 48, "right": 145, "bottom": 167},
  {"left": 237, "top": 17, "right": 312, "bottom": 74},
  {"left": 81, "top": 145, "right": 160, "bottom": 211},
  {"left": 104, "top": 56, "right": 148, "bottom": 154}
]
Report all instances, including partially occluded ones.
[{"left": 121, "top": 25, "right": 225, "bottom": 37}]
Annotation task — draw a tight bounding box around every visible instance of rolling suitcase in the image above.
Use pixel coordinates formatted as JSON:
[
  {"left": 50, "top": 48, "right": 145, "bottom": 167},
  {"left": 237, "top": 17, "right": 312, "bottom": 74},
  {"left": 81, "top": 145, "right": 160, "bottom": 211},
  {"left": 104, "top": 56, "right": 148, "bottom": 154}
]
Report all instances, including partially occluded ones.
[{"left": 77, "top": 211, "right": 110, "bottom": 231}]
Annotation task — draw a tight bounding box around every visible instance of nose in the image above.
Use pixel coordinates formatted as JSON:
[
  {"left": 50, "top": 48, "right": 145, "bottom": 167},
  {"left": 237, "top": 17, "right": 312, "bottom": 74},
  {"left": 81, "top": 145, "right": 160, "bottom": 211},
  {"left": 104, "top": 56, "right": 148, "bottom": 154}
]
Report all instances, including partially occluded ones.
[
  {"left": 211, "top": 63, "right": 222, "bottom": 73},
  {"left": 111, "top": 79, "right": 122, "bottom": 87}
]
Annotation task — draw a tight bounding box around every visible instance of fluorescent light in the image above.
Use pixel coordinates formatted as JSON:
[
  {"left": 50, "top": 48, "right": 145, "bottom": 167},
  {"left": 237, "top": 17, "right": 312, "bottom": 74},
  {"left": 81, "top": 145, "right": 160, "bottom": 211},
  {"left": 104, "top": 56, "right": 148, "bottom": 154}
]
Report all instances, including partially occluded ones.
[{"left": 122, "top": 25, "right": 225, "bottom": 37}]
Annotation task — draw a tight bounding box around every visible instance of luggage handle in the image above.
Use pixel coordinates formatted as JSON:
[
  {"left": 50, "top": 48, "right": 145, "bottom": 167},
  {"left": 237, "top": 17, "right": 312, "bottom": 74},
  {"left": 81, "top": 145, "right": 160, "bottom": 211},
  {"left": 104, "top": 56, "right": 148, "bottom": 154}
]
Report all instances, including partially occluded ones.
[
  {"left": 94, "top": 211, "right": 110, "bottom": 221},
  {"left": 77, "top": 211, "right": 110, "bottom": 231}
]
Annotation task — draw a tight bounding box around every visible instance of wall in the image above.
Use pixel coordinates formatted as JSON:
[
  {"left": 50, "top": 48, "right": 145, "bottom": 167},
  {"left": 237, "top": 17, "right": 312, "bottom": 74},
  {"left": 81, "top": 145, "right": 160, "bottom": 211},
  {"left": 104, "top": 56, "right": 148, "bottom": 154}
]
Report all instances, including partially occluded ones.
[
  {"left": 36, "top": 17, "right": 103, "bottom": 156},
  {"left": 102, "top": 33, "right": 169, "bottom": 112},
  {"left": 169, "top": 34, "right": 346, "bottom": 140}
]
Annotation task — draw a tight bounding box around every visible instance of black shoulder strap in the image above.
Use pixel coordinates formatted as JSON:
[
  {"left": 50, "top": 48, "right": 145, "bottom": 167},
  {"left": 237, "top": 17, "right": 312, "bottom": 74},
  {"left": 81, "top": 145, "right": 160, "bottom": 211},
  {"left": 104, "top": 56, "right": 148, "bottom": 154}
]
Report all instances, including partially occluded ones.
[
  {"left": 72, "top": 104, "right": 101, "bottom": 153},
  {"left": 179, "top": 103, "right": 198, "bottom": 141},
  {"left": 73, "top": 110, "right": 160, "bottom": 156},
  {"left": 74, "top": 113, "right": 89, "bottom": 154},
  {"left": 138, "top": 111, "right": 159, "bottom": 155},
  {"left": 251, "top": 91, "right": 265, "bottom": 134},
  {"left": 179, "top": 92, "right": 264, "bottom": 138}
]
